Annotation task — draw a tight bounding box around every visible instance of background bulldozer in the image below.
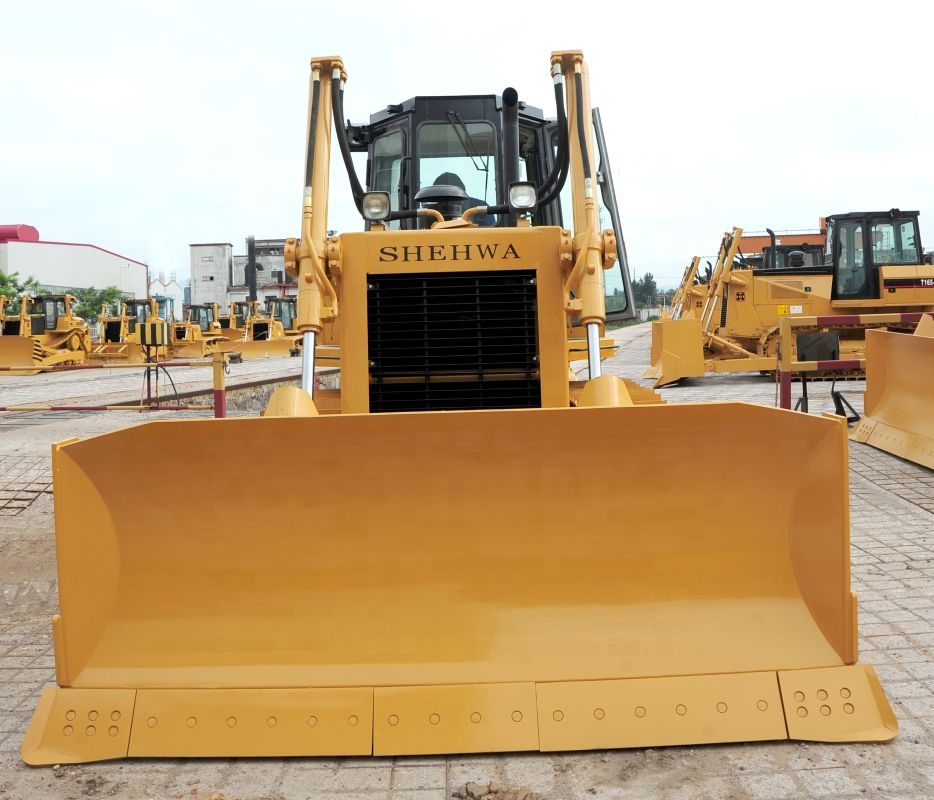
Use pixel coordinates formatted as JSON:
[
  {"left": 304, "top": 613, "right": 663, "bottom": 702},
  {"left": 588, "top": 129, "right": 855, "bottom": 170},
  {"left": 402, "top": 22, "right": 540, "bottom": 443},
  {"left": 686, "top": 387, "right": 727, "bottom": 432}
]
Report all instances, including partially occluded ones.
[
  {"left": 217, "top": 300, "right": 253, "bottom": 339},
  {"left": 215, "top": 299, "right": 301, "bottom": 359},
  {"left": 0, "top": 293, "right": 90, "bottom": 374},
  {"left": 647, "top": 210, "right": 933, "bottom": 387},
  {"left": 89, "top": 298, "right": 168, "bottom": 363},
  {"left": 169, "top": 302, "right": 228, "bottom": 358},
  {"left": 23, "top": 51, "right": 896, "bottom": 765}
]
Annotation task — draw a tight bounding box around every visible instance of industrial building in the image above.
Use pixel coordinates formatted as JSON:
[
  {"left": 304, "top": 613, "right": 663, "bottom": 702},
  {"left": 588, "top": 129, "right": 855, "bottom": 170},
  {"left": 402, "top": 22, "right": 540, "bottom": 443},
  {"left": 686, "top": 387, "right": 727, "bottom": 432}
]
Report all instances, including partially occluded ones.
[
  {"left": 187, "top": 242, "right": 233, "bottom": 307},
  {"left": 0, "top": 224, "right": 149, "bottom": 297},
  {"left": 189, "top": 237, "right": 297, "bottom": 307}
]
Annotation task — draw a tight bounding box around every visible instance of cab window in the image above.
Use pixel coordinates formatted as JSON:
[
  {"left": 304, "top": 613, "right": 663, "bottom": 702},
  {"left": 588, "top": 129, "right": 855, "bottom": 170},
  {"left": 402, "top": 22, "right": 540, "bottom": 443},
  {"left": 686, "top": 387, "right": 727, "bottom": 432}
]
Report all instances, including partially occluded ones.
[
  {"left": 417, "top": 121, "right": 498, "bottom": 206},
  {"left": 371, "top": 131, "right": 404, "bottom": 230},
  {"left": 871, "top": 219, "right": 918, "bottom": 264}
]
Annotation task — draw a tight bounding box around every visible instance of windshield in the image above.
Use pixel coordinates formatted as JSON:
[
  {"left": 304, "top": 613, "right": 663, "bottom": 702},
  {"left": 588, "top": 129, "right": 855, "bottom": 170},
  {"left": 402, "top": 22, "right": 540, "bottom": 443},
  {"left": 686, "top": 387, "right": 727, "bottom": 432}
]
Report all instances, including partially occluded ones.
[
  {"left": 280, "top": 301, "right": 296, "bottom": 330},
  {"left": 871, "top": 218, "right": 919, "bottom": 264},
  {"left": 44, "top": 299, "right": 66, "bottom": 326},
  {"left": 418, "top": 120, "right": 498, "bottom": 206},
  {"left": 191, "top": 307, "right": 214, "bottom": 331},
  {"left": 157, "top": 299, "right": 172, "bottom": 320}
]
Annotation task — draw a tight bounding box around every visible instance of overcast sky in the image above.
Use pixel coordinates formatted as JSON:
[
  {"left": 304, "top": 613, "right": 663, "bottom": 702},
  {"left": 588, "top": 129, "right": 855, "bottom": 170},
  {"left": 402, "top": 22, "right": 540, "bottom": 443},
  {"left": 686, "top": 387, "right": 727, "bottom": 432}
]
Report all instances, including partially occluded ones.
[{"left": 2, "top": 1, "right": 932, "bottom": 289}]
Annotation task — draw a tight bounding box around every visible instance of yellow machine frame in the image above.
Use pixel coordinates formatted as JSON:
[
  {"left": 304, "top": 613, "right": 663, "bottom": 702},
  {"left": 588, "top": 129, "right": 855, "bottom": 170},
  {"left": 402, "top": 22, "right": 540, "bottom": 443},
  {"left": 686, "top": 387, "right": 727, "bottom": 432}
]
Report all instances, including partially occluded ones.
[
  {"left": 21, "top": 51, "right": 896, "bottom": 764},
  {"left": 0, "top": 293, "right": 90, "bottom": 374},
  {"left": 647, "top": 219, "right": 934, "bottom": 387}
]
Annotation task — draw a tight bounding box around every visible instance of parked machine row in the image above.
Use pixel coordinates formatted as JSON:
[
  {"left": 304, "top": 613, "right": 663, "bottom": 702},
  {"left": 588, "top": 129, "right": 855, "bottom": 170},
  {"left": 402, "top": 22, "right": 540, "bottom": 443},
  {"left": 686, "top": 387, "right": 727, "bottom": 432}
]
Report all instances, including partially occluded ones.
[{"left": 0, "top": 293, "right": 306, "bottom": 372}]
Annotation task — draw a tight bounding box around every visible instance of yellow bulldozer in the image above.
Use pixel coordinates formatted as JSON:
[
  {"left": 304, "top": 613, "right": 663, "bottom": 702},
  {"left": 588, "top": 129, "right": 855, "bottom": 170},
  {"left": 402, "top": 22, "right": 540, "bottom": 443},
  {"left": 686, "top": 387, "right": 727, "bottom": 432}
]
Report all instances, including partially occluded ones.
[
  {"left": 662, "top": 256, "right": 703, "bottom": 320},
  {"left": 89, "top": 298, "right": 168, "bottom": 363},
  {"left": 22, "top": 50, "right": 896, "bottom": 765},
  {"left": 215, "top": 298, "right": 301, "bottom": 359},
  {"left": 169, "top": 302, "right": 228, "bottom": 358},
  {"left": 647, "top": 211, "right": 934, "bottom": 387},
  {"left": 0, "top": 292, "right": 90, "bottom": 374},
  {"left": 216, "top": 299, "right": 253, "bottom": 339}
]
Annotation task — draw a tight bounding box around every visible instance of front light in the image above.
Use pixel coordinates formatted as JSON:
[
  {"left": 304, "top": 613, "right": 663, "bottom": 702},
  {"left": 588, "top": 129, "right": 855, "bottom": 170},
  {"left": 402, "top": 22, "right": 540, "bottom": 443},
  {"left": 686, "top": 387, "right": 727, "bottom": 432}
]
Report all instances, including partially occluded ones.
[
  {"left": 508, "top": 182, "right": 538, "bottom": 212},
  {"left": 362, "top": 191, "right": 391, "bottom": 221}
]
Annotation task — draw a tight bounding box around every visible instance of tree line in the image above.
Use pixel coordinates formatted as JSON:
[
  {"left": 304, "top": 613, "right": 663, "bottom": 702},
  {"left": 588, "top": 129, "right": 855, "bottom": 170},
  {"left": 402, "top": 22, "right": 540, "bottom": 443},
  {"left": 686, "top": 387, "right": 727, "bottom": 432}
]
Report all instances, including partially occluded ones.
[{"left": 0, "top": 271, "right": 125, "bottom": 321}]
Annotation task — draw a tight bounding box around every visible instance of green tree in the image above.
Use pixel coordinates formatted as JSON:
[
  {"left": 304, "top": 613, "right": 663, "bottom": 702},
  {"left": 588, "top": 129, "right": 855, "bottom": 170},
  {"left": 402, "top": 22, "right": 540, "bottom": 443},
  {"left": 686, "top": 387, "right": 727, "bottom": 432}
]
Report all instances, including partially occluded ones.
[
  {"left": 71, "top": 286, "right": 125, "bottom": 322},
  {"left": 0, "top": 271, "right": 41, "bottom": 311},
  {"left": 633, "top": 272, "right": 658, "bottom": 308}
]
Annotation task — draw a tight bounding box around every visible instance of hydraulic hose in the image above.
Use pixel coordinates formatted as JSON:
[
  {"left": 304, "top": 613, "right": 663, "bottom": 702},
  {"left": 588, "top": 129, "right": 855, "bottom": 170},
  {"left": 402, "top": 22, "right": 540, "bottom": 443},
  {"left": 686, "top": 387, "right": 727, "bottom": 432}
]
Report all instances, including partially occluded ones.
[
  {"left": 574, "top": 70, "right": 592, "bottom": 186},
  {"left": 304, "top": 73, "right": 320, "bottom": 190},
  {"left": 331, "top": 69, "right": 364, "bottom": 212},
  {"left": 537, "top": 68, "right": 569, "bottom": 201}
]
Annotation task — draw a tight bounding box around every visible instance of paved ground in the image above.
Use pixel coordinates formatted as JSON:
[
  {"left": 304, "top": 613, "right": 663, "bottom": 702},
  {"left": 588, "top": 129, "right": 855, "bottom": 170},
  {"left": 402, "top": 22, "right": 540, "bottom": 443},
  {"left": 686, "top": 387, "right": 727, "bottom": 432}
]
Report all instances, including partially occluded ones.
[{"left": 0, "top": 324, "right": 931, "bottom": 799}]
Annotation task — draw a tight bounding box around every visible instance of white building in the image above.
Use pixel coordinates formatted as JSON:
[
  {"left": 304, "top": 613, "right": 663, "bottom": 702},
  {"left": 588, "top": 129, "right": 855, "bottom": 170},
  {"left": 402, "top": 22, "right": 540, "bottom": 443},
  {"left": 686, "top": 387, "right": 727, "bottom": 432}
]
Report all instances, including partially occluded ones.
[
  {"left": 189, "top": 243, "right": 233, "bottom": 306},
  {"left": 0, "top": 224, "right": 148, "bottom": 297},
  {"left": 149, "top": 271, "right": 185, "bottom": 322}
]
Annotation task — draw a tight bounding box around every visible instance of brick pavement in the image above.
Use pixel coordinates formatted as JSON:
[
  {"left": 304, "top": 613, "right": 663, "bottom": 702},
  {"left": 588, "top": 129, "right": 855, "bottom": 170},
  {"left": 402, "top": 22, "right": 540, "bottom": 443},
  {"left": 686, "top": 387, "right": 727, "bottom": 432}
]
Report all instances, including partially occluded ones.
[{"left": 0, "top": 322, "right": 931, "bottom": 799}]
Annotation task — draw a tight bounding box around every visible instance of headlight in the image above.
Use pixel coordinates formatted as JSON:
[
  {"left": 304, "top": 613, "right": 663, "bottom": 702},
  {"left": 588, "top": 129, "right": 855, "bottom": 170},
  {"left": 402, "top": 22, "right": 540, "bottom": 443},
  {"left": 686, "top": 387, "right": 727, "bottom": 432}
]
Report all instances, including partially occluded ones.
[
  {"left": 362, "top": 191, "right": 391, "bottom": 221},
  {"left": 508, "top": 182, "right": 537, "bottom": 212}
]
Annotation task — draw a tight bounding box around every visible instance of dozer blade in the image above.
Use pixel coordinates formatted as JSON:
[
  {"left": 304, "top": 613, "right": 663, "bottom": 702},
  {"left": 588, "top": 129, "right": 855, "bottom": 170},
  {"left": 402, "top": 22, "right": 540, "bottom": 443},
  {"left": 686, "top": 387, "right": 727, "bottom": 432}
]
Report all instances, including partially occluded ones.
[
  {"left": 88, "top": 344, "right": 149, "bottom": 364},
  {"left": 851, "top": 314, "right": 934, "bottom": 468},
  {"left": 23, "top": 404, "right": 895, "bottom": 763},
  {"left": 218, "top": 338, "right": 298, "bottom": 360},
  {"left": 0, "top": 335, "right": 43, "bottom": 375},
  {"left": 643, "top": 318, "right": 705, "bottom": 387}
]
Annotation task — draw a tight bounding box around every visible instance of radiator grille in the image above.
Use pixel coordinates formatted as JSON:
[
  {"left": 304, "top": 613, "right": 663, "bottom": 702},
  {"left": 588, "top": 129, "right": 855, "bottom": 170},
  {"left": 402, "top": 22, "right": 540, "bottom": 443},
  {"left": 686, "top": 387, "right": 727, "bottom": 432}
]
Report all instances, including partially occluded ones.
[{"left": 367, "top": 270, "right": 540, "bottom": 412}]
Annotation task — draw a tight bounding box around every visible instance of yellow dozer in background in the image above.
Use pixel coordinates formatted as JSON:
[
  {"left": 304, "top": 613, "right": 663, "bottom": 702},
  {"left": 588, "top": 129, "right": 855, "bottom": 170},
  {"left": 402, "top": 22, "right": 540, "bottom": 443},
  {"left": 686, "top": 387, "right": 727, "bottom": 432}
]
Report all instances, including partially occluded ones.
[
  {"left": 0, "top": 293, "right": 90, "bottom": 374},
  {"left": 169, "top": 302, "right": 228, "bottom": 358},
  {"left": 662, "top": 256, "right": 704, "bottom": 321},
  {"left": 216, "top": 299, "right": 253, "bottom": 340},
  {"left": 647, "top": 212, "right": 934, "bottom": 387},
  {"left": 89, "top": 298, "right": 168, "bottom": 363},
  {"left": 851, "top": 312, "right": 934, "bottom": 468},
  {"left": 216, "top": 299, "right": 301, "bottom": 359},
  {"left": 22, "top": 50, "right": 896, "bottom": 765}
]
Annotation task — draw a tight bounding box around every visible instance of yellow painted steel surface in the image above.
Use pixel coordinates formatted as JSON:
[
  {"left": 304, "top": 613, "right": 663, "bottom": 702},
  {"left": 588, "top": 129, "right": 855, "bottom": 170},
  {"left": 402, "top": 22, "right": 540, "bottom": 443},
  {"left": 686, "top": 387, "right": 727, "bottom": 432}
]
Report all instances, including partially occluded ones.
[
  {"left": 851, "top": 314, "right": 934, "bottom": 468},
  {"left": 0, "top": 336, "right": 41, "bottom": 371},
  {"left": 374, "top": 683, "right": 539, "bottom": 756},
  {"left": 779, "top": 665, "right": 897, "bottom": 742},
  {"left": 335, "top": 227, "right": 571, "bottom": 413},
  {"left": 644, "top": 317, "right": 705, "bottom": 386},
  {"left": 0, "top": 336, "right": 82, "bottom": 374},
  {"left": 537, "top": 672, "right": 787, "bottom": 750},
  {"left": 129, "top": 688, "right": 373, "bottom": 757},
  {"left": 22, "top": 688, "right": 136, "bottom": 765},
  {"left": 21, "top": 403, "right": 897, "bottom": 762}
]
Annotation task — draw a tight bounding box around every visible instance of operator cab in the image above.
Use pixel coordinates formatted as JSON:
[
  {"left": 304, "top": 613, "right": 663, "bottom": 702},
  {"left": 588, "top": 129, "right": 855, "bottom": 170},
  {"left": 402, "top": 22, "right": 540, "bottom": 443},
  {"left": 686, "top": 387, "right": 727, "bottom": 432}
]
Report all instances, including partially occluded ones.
[
  {"left": 154, "top": 295, "right": 173, "bottom": 322},
  {"left": 29, "top": 295, "right": 70, "bottom": 334},
  {"left": 232, "top": 301, "right": 252, "bottom": 327},
  {"left": 127, "top": 300, "right": 150, "bottom": 333},
  {"left": 828, "top": 210, "right": 922, "bottom": 300},
  {"left": 752, "top": 243, "right": 828, "bottom": 273},
  {"left": 265, "top": 297, "right": 297, "bottom": 331},
  {"left": 188, "top": 304, "right": 217, "bottom": 332},
  {"left": 348, "top": 95, "right": 561, "bottom": 229},
  {"left": 343, "top": 92, "right": 634, "bottom": 320}
]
